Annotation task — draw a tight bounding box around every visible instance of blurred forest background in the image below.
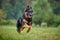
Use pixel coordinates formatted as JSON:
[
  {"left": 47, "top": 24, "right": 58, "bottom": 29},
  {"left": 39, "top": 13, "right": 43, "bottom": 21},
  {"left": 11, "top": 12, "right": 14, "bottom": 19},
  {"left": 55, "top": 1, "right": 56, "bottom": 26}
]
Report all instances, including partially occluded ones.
[{"left": 0, "top": 0, "right": 60, "bottom": 27}]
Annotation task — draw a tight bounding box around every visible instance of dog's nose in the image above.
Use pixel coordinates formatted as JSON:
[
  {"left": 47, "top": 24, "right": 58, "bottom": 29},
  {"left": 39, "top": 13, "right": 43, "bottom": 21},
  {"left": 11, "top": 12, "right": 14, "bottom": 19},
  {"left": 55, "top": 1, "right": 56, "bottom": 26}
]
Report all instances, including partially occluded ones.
[
  {"left": 29, "top": 13, "right": 32, "bottom": 16},
  {"left": 30, "top": 15, "right": 32, "bottom": 16}
]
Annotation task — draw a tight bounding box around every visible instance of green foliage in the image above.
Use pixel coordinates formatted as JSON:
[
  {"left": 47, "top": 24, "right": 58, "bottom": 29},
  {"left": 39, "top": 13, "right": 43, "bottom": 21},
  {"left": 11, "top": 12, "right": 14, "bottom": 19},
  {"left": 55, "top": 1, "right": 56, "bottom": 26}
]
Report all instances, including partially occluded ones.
[
  {"left": 32, "top": 0, "right": 53, "bottom": 24},
  {"left": 32, "top": 0, "right": 60, "bottom": 27},
  {"left": 0, "top": 27, "right": 60, "bottom": 40},
  {"left": 2, "top": 0, "right": 26, "bottom": 19},
  {"left": 53, "top": 15, "right": 60, "bottom": 27},
  {"left": 0, "top": 9, "right": 6, "bottom": 19},
  {"left": 0, "top": 20, "right": 16, "bottom": 25},
  {"left": 0, "top": 0, "right": 60, "bottom": 26},
  {"left": 48, "top": 0, "right": 60, "bottom": 15}
]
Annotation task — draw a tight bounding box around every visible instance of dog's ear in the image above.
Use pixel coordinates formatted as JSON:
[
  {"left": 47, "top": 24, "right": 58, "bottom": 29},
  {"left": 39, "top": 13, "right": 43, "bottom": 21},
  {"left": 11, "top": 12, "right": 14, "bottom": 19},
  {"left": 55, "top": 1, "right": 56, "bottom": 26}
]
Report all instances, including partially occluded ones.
[
  {"left": 24, "top": 5, "right": 30, "bottom": 12},
  {"left": 24, "top": 6, "right": 29, "bottom": 18}
]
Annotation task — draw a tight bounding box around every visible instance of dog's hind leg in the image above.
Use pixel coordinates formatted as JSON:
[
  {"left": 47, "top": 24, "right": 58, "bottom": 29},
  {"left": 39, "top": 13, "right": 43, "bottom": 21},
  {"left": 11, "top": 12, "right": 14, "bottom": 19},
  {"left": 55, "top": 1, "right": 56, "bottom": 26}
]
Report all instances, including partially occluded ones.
[
  {"left": 17, "top": 27, "right": 23, "bottom": 34},
  {"left": 19, "top": 26, "right": 25, "bottom": 34},
  {"left": 19, "top": 27, "right": 23, "bottom": 33},
  {"left": 21, "top": 27, "right": 25, "bottom": 31}
]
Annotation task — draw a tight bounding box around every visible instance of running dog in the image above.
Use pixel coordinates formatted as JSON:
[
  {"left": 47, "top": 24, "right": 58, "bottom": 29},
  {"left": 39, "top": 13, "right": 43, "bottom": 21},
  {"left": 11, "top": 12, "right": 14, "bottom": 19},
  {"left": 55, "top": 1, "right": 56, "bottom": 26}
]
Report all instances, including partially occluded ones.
[{"left": 16, "top": 5, "right": 33, "bottom": 33}]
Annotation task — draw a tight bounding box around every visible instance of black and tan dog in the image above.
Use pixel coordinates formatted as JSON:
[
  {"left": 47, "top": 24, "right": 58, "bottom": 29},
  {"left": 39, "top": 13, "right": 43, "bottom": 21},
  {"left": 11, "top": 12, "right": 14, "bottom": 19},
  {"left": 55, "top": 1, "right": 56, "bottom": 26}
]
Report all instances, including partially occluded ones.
[{"left": 16, "top": 5, "right": 33, "bottom": 34}]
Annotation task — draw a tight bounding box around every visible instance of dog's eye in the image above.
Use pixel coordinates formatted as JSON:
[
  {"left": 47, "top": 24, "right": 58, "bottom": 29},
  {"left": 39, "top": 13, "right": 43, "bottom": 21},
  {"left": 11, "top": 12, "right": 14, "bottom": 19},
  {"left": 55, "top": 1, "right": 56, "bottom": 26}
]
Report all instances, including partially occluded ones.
[
  {"left": 28, "top": 9, "right": 33, "bottom": 13},
  {"left": 28, "top": 11, "right": 33, "bottom": 13}
]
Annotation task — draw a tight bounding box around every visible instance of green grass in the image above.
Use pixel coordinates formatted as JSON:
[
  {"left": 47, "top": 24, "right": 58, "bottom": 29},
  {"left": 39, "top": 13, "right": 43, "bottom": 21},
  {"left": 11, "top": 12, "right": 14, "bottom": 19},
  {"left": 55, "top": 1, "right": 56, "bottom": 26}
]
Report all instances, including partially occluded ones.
[{"left": 0, "top": 26, "right": 60, "bottom": 40}]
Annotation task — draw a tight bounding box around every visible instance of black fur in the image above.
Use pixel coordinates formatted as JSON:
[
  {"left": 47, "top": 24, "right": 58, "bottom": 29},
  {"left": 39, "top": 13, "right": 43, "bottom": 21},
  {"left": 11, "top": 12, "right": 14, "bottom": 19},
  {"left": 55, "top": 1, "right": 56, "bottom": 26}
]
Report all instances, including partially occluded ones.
[{"left": 16, "top": 6, "right": 33, "bottom": 32}]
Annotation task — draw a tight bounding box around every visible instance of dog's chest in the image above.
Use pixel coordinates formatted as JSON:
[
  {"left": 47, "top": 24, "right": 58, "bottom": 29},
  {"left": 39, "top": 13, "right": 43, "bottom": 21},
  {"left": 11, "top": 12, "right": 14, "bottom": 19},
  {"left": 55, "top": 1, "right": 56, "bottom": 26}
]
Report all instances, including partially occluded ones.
[{"left": 26, "top": 18, "right": 32, "bottom": 22}]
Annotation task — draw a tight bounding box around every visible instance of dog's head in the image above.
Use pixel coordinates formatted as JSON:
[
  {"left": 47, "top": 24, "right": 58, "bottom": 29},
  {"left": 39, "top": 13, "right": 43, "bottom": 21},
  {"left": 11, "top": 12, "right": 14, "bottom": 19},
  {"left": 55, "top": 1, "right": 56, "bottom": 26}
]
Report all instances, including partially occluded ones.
[{"left": 25, "top": 6, "right": 33, "bottom": 18}]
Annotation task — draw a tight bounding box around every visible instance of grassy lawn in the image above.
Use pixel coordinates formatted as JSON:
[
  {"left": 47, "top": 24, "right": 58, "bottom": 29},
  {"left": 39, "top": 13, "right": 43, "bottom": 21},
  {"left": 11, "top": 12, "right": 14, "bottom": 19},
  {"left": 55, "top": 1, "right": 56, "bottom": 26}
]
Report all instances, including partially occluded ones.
[{"left": 0, "top": 26, "right": 60, "bottom": 40}]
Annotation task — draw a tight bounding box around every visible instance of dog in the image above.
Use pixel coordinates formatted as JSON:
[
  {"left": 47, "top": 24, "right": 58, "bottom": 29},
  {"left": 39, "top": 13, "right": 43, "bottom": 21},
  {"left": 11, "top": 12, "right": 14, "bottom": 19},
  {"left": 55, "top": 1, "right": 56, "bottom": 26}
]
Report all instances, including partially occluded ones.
[{"left": 16, "top": 5, "right": 33, "bottom": 33}]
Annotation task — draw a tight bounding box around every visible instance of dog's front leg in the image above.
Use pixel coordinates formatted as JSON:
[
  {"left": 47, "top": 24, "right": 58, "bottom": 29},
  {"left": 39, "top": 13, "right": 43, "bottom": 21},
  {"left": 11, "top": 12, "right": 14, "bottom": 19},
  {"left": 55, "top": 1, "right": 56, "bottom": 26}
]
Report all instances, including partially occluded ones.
[
  {"left": 27, "top": 26, "right": 31, "bottom": 33},
  {"left": 23, "top": 19, "right": 28, "bottom": 23},
  {"left": 29, "top": 21, "right": 32, "bottom": 25},
  {"left": 24, "top": 23, "right": 31, "bottom": 33},
  {"left": 23, "top": 23, "right": 31, "bottom": 33}
]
